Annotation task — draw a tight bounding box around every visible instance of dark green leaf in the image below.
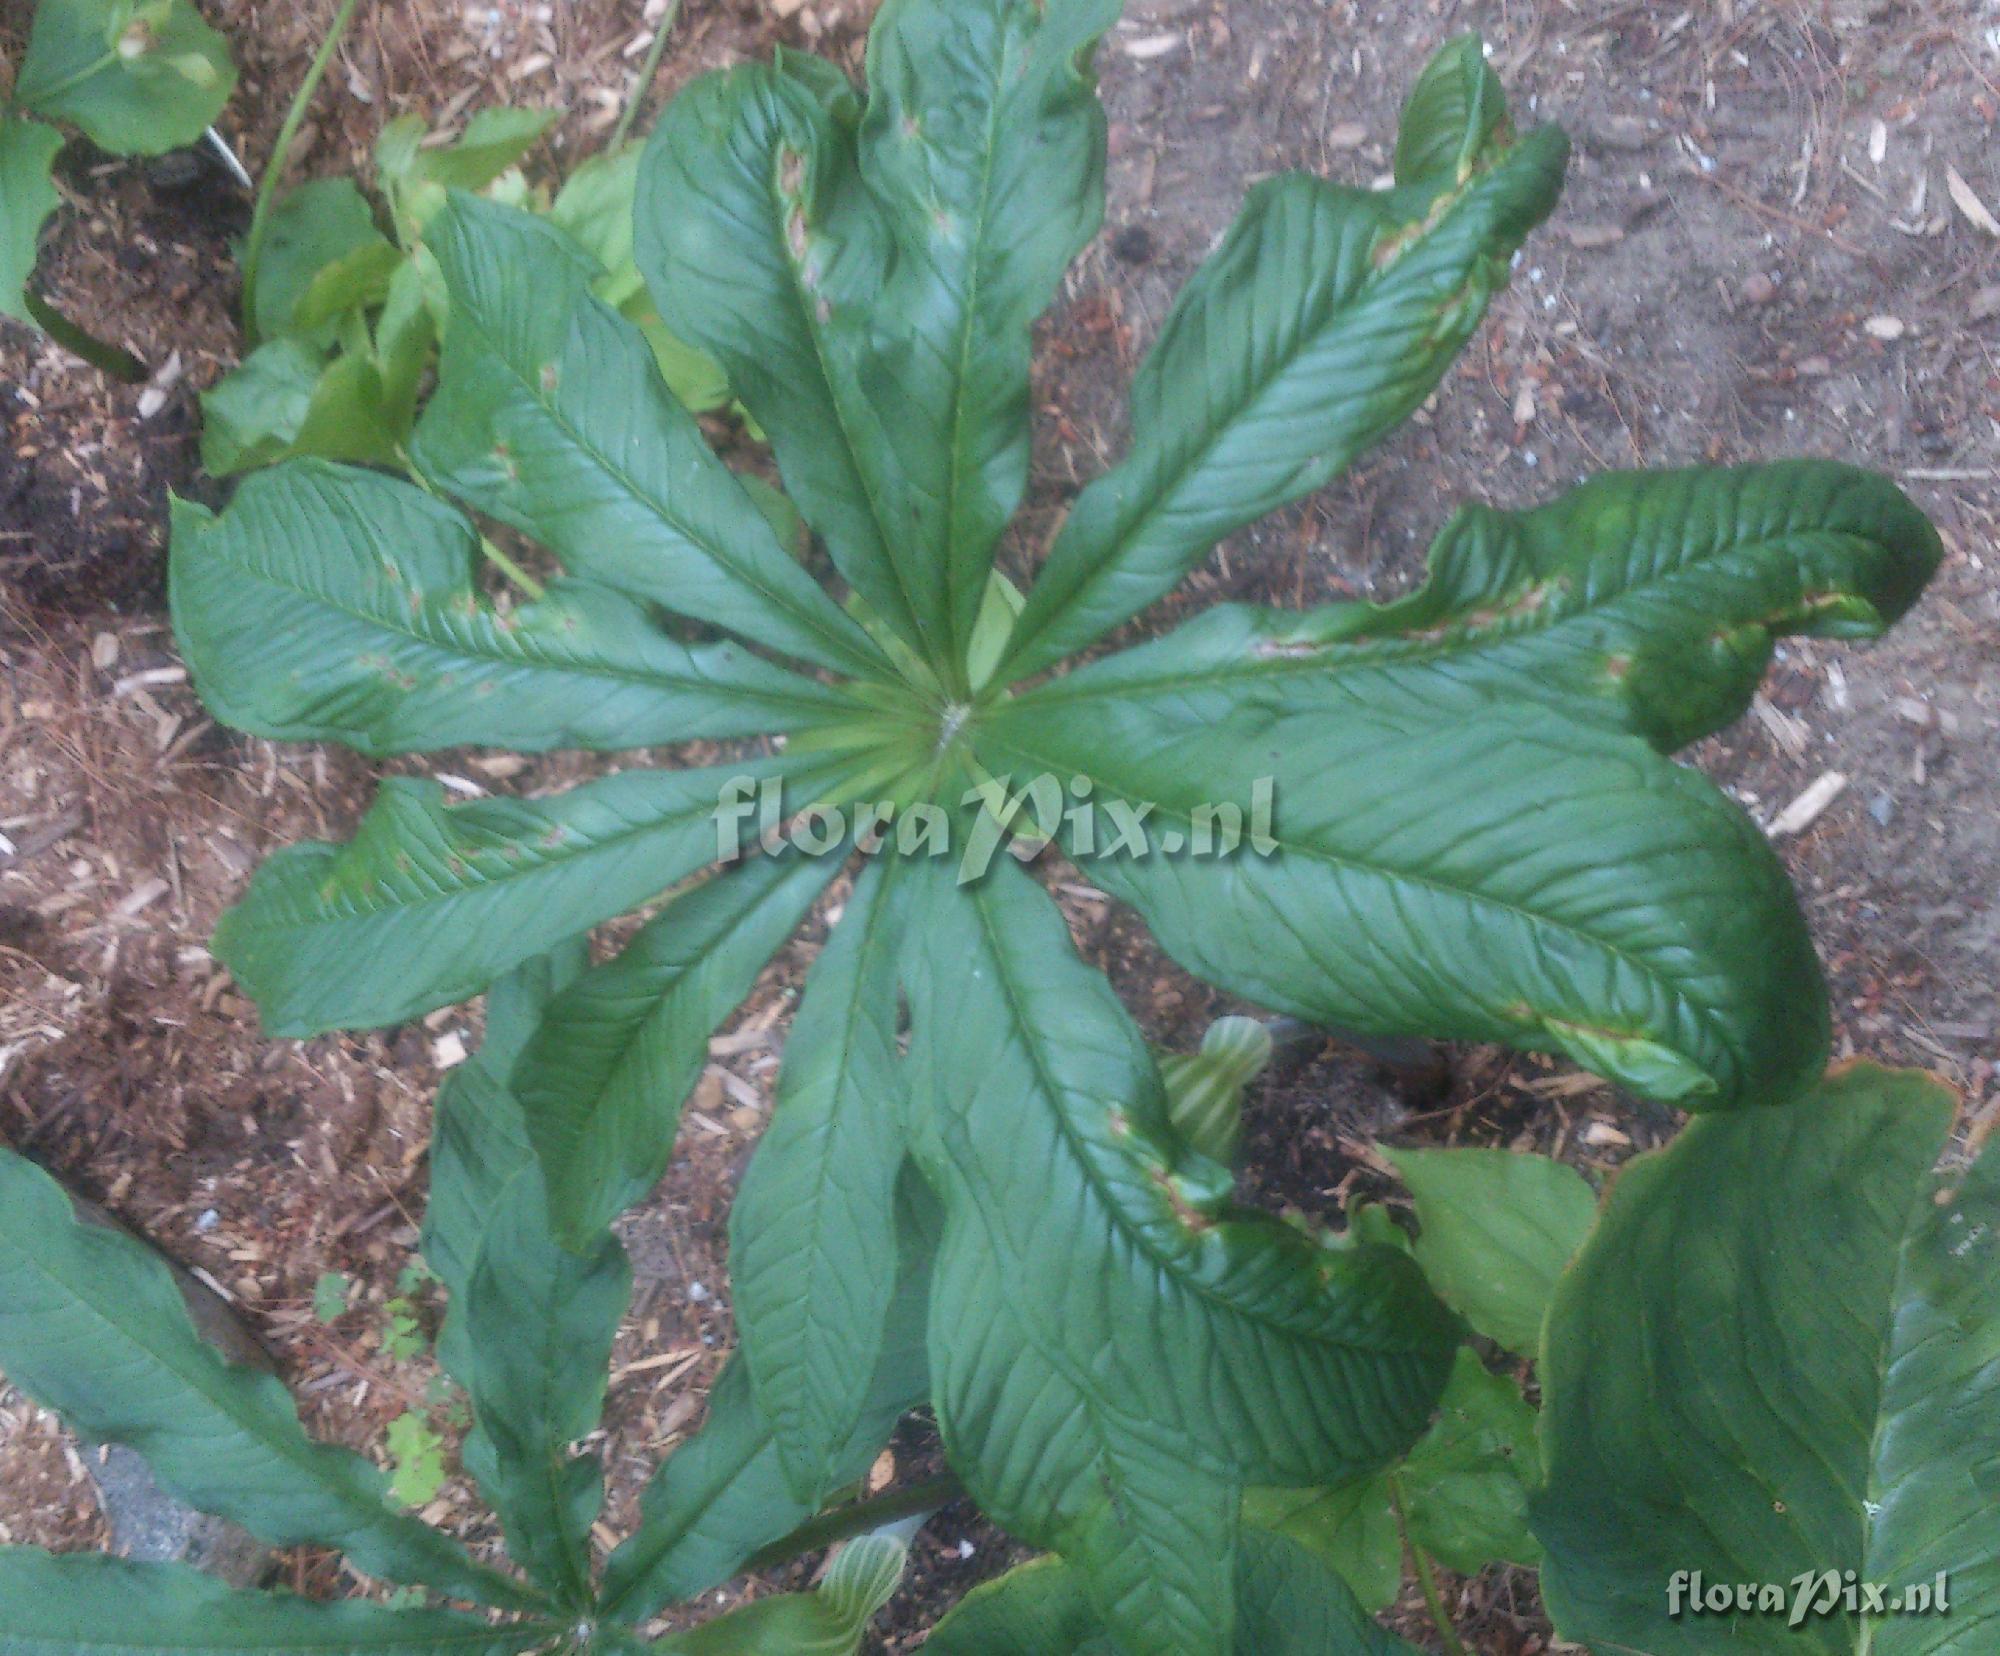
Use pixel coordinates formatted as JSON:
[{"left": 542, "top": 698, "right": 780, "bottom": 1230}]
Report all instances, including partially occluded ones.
[
  {"left": 635, "top": 63, "right": 935, "bottom": 668},
  {"left": 978, "top": 692, "right": 1828, "bottom": 1109},
  {"left": 1030, "top": 463, "right": 1944, "bottom": 754},
  {"left": 0, "top": 1152, "right": 532, "bottom": 1610},
  {"left": 170, "top": 462, "right": 864, "bottom": 754},
  {"left": 15, "top": 0, "right": 234, "bottom": 155},
  {"left": 1384, "top": 1146, "right": 1597, "bottom": 1356},
  {"left": 899, "top": 855, "right": 1457, "bottom": 1651},
  {"left": 424, "top": 944, "right": 588, "bottom": 1383},
  {"left": 733, "top": 856, "right": 911, "bottom": 1502},
  {"left": 846, "top": 0, "right": 1118, "bottom": 660},
  {"left": 0, "top": 1550, "right": 553, "bottom": 1656},
  {"left": 512, "top": 849, "right": 843, "bottom": 1247},
  {"left": 210, "top": 756, "right": 828, "bottom": 1036},
  {"left": 0, "top": 117, "right": 63, "bottom": 323},
  {"left": 251, "top": 180, "right": 392, "bottom": 345},
  {"left": 926, "top": 1530, "right": 1421, "bottom": 1655},
  {"left": 459, "top": 1172, "right": 628, "bottom": 1608},
  {"left": 413, "top": 193, "right": 884, "bottom": 680},
  {"left": 1533, "top": 1063, "right": 1988, "bottom": 1655},
  {"left": 999, "top": 102, "right": 1567, "bottom": 678}
]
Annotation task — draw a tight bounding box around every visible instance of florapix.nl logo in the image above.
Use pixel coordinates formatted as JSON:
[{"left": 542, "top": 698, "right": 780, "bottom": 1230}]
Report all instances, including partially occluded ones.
[{"left": 713, "top": 771, "right": 1278, "bottom": 883}]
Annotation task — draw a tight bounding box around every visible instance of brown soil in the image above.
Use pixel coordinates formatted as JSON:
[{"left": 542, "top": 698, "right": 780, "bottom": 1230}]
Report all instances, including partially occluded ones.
[{"left": 3, "top": 0, "right": 1996, "bottom": 1650}]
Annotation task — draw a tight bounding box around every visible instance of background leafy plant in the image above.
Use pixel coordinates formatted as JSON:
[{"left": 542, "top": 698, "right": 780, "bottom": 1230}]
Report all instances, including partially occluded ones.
[
  {"left": 0, "top": 963, "right": 918, "bottom": 1654},
  {"left": 202, "top": 95, "right": 736, "bottom": 480},
  {"left": 2, "top": 0, "right": 234, "bottom": 376},
  {"left": 150, "top": 0, "right": 1946, "bottom": 1649}
]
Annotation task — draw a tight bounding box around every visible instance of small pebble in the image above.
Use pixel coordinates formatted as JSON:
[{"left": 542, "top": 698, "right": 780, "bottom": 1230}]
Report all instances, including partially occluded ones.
[
  {"left": 1740, "top": 272, "right": 1778, "bottom": 306},
  {"left": 1111, "top": 224, "right": 1155, "bottom": 264},
  {"left": 1869, "top": 793, "right": 1896, "bottom": 827}
]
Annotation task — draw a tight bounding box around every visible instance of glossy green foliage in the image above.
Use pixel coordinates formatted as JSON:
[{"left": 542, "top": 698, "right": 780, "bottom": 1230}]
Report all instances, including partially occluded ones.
[
  {"left": 160, "top": 0, "right": 1943, "bottom": 1648},
  {"left": 0, "top": 116, "right": 64, "bottom": 321},
  {"left": 1534, "top": 1064, "right": 1994, "bottom": 1654},
  {"left": 13, "top": 0, "right": 232, "bottom": 153},
  {"left": 200, "top": 102, "right": 733, "bottom": 477},
  {"left": 1384, "top": 1145, "right": 1597, "bottom": 1355},
  {"left": 0, "top": 962, "right": 909, "bottom": 1652},
  {"left": 4, "top": 0, "right": 235, "bottom": 354}
]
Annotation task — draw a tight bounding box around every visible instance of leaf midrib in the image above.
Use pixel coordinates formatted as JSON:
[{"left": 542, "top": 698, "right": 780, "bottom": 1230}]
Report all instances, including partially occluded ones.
[
  {"left": 1006, "top": 154, "right": 1516, "bottom": 673},
  {"left": 447, "top": 276, "right": 881, "bottom": 682},
  {"left": 979, "top": 723, "right": 1729, "bottom": 1068},
  {"left": 0, "top": 1220, "right": 519, "bottom": 1606},
  {"left": 208, "top": 531, "right": 849, "bottom": 714}
]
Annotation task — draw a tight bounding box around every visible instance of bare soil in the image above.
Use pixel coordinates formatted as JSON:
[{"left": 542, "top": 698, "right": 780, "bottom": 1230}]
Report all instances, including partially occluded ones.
[{"left": 3, "top": 0, "right": 1996, "bottom": 1649}]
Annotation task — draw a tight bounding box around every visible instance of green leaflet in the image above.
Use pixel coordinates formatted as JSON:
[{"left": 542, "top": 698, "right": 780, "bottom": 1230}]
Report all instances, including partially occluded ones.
[
  {"left": 1022, "top": 462, "right": 1943, "bottom": 754},
  {"left": 998, "top": 51, "right": 1568, "bottom": 680},
  {"left": 661, "top": 1532, "right": 906, "bottom": 1655},
  {"left": 170, "top": 463, "right": 861, "bottom": 756},
  {"left": 732, "top": 856, "right": 911, "bottom": 1503},
  {"left": 510, "top": 848, "right": 843, "bottom": 1248},
  {"left": 599, "top": 1181, "right": 936, "bottom": 1624},
  {"left": 636, "top": 62, "right": 933, "bottom": 668},
  {"left": 978, "top": 691, "right": 1828, "bottom": 1109},
  {"left": 0, "top": 1153, "right": 534, "bottom": 1612},
  {"left": 424, "top": 944, "right": 588, "bottom": 1358},
  {"left": 898, "top": 855, "right": 1457, "bottom": 1651},
  {"left": 411, "top": 194, "right": 884, "bottom": 680},
  {"left": 460, "top": 1175, "right": 629, "bottom": 1611},
  {"left": 210, "top": 756, "right": 826, "bottom": 1037},
  {"left": 1534, "top": 1063, "right": 1996, "bottom": 1656},
  {"left": 1384, "top": 1146, "right": 1598, "bottom": 1356},
  {"left": 0, "top": 1551, "right": 555, "bottom": 1656},
  {"left": 925, "top": 1530, "right": 1421, "bottom": 1655},
  {"left": 0, "top": 117, "right": 63, "bottom": 323},
  {"left": 422, "top": 945, "right": 628, "bottom": 1608},
  {"left": 849, "top": 0, "right": 1119, "bottom": 663},
  {"left": 14, "top": 0, "right": 235, "bottom": 155}
]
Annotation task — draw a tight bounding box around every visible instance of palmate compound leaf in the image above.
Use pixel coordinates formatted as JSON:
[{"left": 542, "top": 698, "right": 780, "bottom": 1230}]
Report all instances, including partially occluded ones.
[
  {"left": 1532, "top": 1063, "right": 1999, "bottom": 1656},
  {"left": 14, "top": 0, "right": 235, "bottom": 156},
  {"left": 170, "top": 462, "right": 864, "bottom": 756},
  {"left": 0, "top": 1551, "right": 556, "bottom": 1656},
  {"left": 994, "top": 42, "right": 1570, "bottom": 682},
  {"left": 925, "top": 1530, "right": 1423, "bottom": 1655},
  {"left": 1017, "top": 462, "right": 1943, "bottom": 755},
  {"left": 897, "top": 852, "right": 1459, "bottom": 1654},
  {"left": 0, "top": 1151, "right": 536, "bottom": 1612},
  {"left": 977, "top": 688, "right": 1829, "bottom": 1110},
  {"left": 634, "top": 0, "right": 1118, "bottom": 682},
  {"left": 207, "top": 752, "right": 852, "bottom": 1038},
  {"left": 410, "top": 193, "right": 886, "bottom": 681}
]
